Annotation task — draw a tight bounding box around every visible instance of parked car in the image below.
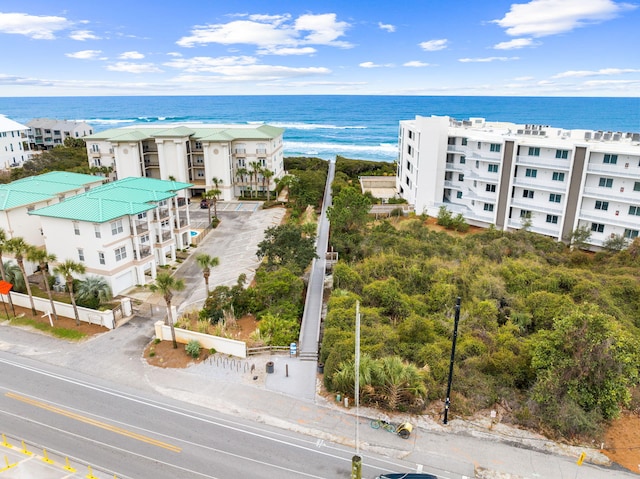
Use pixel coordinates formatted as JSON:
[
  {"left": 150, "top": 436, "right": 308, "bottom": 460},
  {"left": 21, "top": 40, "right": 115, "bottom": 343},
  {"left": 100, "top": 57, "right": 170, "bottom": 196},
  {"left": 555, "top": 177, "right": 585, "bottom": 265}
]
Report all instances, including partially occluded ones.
[{"left": 200, "top": 199, "right": 209, "bottom": 209}]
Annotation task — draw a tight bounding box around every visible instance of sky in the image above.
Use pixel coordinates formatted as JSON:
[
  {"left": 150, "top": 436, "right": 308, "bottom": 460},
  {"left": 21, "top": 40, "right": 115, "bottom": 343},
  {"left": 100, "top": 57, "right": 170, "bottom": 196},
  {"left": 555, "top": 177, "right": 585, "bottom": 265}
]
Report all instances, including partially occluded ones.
[{"left": 0, "top": 0, "right": 639, "bottom": 97}]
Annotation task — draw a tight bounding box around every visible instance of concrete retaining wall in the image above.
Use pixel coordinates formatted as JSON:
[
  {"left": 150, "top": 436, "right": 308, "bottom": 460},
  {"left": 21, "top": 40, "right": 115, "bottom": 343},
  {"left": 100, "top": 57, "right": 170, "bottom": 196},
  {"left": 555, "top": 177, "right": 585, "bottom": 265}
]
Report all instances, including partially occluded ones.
[
  {"left": 8, "top": 292, "right": 117, "bottom": 329},
  {"left": 154, "top": 321, "right": 247, "bottom": 358}
]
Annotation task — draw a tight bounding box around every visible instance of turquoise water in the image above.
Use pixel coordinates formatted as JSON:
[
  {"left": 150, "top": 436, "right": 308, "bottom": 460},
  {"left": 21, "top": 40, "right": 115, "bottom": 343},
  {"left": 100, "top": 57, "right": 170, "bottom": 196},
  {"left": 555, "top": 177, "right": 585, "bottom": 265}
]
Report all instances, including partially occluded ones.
[{"left": 1, "top": 95, "right": 638, "bottom": 162}]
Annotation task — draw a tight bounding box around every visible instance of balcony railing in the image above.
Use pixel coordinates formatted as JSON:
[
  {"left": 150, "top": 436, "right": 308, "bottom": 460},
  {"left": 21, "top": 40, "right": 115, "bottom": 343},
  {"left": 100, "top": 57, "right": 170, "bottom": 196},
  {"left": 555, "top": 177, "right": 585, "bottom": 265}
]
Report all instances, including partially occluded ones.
[
  {"left": 153, "top": 208, "right": 170, "bottom": 220},
  {"left": 175, "top": 217, "right": 189, "bottom": 228},
  {"left": 134, "top": 222, "right": 149, "bottom": 233},
  {"left": 139, "top": 246, "right": 152, "bottom": 258}
]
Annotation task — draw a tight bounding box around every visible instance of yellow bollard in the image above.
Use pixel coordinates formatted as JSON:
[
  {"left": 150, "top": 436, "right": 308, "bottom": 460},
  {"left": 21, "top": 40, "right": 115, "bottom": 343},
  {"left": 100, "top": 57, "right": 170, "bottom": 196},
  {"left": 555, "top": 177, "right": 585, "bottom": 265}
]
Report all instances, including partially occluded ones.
[
  {"left": 0, "top": 455, "right": 18, "bottom": 472},
  {"left": 20, "top": 440, "right": 33, "bottom": 456},
  {"left": 86, "top": 465, "right": 99, "bottom": 479},
  {"left": 41, "top": 448, "right": 54, "bottom": 464},
  {"left": 1, "top": 434, "right": 12, "bottom": 448},
  {"left": 64, "top": 456, "right": 77, "bottom": 472}
]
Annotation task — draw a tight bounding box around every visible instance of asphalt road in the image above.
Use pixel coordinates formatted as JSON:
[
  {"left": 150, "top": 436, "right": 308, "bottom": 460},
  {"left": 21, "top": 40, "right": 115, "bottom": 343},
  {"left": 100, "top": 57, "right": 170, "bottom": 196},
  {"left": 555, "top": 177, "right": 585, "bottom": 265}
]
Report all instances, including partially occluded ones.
[{"left": 0, "top": 352, "right": 424, "bottom": 479}]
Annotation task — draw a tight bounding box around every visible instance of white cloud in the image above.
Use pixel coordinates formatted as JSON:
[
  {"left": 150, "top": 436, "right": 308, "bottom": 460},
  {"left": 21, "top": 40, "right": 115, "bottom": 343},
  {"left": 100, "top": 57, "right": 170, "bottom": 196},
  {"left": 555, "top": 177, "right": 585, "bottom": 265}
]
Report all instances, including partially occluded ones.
[
  {"left": 167, "top": 52, "right": 183, "bottom": 57},
  {"left": 403, "top": 61, "right": 430, "bottom": 67},
  {"left": 0, "top": 12, "right": 71, "bottom": 39},
  {"left": 170, "top": 64, "right": 330, "bottom": 83},
  {"left": 177, "top": 13, "right": 351, "bottom": 51},
  {"left": 257, "top": 46, "right": 317, "bottom": 55},
  {"left": 164, "top": 56, "right": 257, "bottom": 72},
  {"left": 359, "top": 61, "right": 394, "bottom": 68},
  {"left": 65, "top": 50, "right": 102, "bottom": 60},
  {"left": 459, "top": 56, "right": 519, "bottom": 63},
  {"left": 553, "top": 68, "right": 640, "bottom": 78},
  {"left": 119, "top": 51, "right": 145, "bottom": 60},
  {"left": 583, "top": 79, "right": 640, "bottom": 86},
  {"left": 514, "top": 76, "right": 535, "bottom": 81},
  {"left": 494, "top": 38, "right": 537, "bottom": 49},
  {"left": 378, "top": 22, "right": 395, "bottom": 33},
  {"left": 419, "top": 39, "right": 448, "bottom": 51},
  {"left": 69, "top": 30, "right": 100, "bottom": 41},
  {"left": 493, "top": 0, "right": 636, "bottom": 37},
  {"left": 106, "top": 62, "right": 163, "bottom": 73}
]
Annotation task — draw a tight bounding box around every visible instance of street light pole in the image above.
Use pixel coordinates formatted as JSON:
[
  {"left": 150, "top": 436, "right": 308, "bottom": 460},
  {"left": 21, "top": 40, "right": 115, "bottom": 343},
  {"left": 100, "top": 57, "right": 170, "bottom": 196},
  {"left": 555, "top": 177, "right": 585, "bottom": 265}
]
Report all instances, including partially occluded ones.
[
  {"left": 351, "top": 301, "right": 362, "bottom": 479},
  {"left": 443, "top": 296, "right": 461, "bottom": 425}
]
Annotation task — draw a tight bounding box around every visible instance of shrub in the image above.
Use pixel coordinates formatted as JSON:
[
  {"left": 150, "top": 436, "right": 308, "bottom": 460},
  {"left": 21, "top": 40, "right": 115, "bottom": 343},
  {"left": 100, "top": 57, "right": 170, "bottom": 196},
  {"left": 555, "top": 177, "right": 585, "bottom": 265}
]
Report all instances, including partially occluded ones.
[
  {"left": 154, "top": 337, "right": 161, "bottom": 344},
  {"left": 185, "top": 339, "right": 201, "bottom": 358}
]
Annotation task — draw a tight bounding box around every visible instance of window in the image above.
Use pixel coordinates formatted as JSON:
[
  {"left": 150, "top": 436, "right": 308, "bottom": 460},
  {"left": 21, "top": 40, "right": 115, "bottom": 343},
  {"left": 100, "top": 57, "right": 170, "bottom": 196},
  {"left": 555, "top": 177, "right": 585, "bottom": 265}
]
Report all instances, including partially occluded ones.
[
  {"left": 523, "top": 189, "right": 534, "bottom": 199},
  {"left": 461, "top": 138, "right": 468, "bottom": 146},
  {"left": 490, "top": 143, "right": 501, "bottom": 152},
  {"left": 624, "top": 229, "right": 639, "bottom": 239},
  {"left": 460, "top": 155, "right": 466, "bottom": 164},
  {"left": 111, "top": 219, "right": 123, "bottom": 235},
  {"left": 137, "top": 212, "right": 147, "bottom": 220},
  {"left": 98, "top": 252, "right": 105, "bottom": 265},
  {"left": 456, "top": 191, "right": 463, "bottom": 199},
  {"left": 552, "top": 172, "right": 565, "bottom": 181},
  {"left": 549, "top": 194, "right": 561, "bottom": 203},
  {"left": 520, "top": 210, "right": 532, "bottom": 219},
  {"left": 94, "top": 225, "right": 101, "bottom": 238},
  {"left": 446, "top": 154, "right": 454, "bottom": 163},
  {"left": 488, "top": 164, "right": 499, "bottom": 173},
  {"left": 591, "top": 223, "right": 605, "bottom": 233},
  {"left": 484, "top": 203, "right": 494, "bottom": 212},
  {"left": 546, "top": 215, "right": 558, "bottom": 224},
  {"left": 194, "top": 141, "right": 202, "bottom": 149},
  {"left": 114, "top": 246, "right": 127, "bottom": 262},
  {"left": 407, "top": 145, "right": 413, "bottom": 155},
  {"left": 603, "top": 154, "right": 618, "bottom": 164},
  {"left": 447, "top": 137, "right": 456, "bottom": 145},
  {"left": 78, "top": 249, "right": 84, "bottom": 261},
  {"left": 525, "top": 168, "right": 537, "bottom": 178},
  {"left": 408, "top": 130, "right": 414, "bottom": 140},
  {"left": 140, "top": 233, "right": 149, "bottom": 243},
  {"left": 528, "top": 147, "right": 540, "bottom": 156},
  {"left": 635, "top": 182, "right": 640, "bottom": 191},
  {"left": 486, "top": 184, "right": 496, "bottom": 192},
  {"left": 629, "top": 205, "right": 640, "bottom": 216},
  {"left": 477, "top": 142, "right": 482, "bottom": 149},
  {"left": 598, "top": 177, "right": 613, "bottom": 188},
  {"left": 73, "top": 222, "right": 80, "bottom": 235},
  {"left": 595, "top": 201, "right": 609, "bottom": 211},
  {"left": 237, "top": 158, "right": 245, "bottom": 167},
  {"left": 458, "top": 174, "right": 464, "bottom": 182},
  {"left": 555, "top": 150, "right": 569, "bottom": 159}
]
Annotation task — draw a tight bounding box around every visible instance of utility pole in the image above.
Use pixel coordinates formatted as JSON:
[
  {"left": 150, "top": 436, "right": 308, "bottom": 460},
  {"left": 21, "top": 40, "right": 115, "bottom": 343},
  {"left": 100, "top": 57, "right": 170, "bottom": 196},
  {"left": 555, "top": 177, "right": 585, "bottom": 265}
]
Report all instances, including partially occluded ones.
[
  {"left": 443, "top": 296, "right": 461, "bottom": 425},
  {"left": 351, "top": 301, "right": 362, "bottom": 479}
]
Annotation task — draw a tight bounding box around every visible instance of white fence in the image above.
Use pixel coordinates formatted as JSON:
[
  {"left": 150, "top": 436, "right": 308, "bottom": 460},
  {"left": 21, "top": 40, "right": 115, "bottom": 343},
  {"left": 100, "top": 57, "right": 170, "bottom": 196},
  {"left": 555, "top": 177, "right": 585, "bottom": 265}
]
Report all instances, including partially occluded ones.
[
  {"left": 154, "top": 321, "right": 247, "bottom": 358},
  {"left": 6, "top": 292, "right": 132, "bottom": 330}
]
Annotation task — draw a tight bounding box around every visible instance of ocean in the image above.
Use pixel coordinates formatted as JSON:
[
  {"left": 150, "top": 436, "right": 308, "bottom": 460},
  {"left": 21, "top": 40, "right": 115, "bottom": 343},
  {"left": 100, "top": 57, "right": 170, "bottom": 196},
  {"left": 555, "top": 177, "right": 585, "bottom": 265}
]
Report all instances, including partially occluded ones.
[{"left": 1, "top": 95, "right": 638, "bottom": 162}]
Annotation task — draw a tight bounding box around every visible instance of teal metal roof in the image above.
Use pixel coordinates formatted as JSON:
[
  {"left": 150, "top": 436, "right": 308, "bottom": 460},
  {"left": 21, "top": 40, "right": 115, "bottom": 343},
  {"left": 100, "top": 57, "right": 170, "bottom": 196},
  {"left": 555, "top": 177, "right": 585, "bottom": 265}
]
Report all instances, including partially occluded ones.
[
  {"left": 85, "top": 124, "right": 284, "bottom": 142},
  {"left": 0, "top": 171, "right": 104, "bottom": 211},
  {"left": 29, "top": 176, "right": 193, "bottom": 223},
  {"left": 29, "top": 196, "right": 154, "bottom": 222}
]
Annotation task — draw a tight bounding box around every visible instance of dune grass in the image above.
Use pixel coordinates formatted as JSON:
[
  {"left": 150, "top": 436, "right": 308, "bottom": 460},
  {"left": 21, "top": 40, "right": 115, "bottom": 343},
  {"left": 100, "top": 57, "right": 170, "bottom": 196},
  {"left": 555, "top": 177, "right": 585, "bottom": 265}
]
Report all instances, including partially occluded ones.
[{"left": 5, "top": 315, "right": 86, "bottom": 341}]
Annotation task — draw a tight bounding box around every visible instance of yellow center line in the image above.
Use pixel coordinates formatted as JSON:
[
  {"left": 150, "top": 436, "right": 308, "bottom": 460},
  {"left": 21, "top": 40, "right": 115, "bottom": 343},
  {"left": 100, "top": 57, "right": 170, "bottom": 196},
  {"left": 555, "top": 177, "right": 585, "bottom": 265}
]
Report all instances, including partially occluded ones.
[{"left": 5, "top": 392, "right": 181, "bottom": 453}]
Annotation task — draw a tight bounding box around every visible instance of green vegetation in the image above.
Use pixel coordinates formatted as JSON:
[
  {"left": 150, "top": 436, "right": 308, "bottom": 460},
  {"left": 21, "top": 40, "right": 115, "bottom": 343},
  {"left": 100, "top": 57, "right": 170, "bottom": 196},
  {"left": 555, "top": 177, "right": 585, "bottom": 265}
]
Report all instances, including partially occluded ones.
[
  {"left": 335, "top": 156, "right": 395, "bottom": 177},
  {"left": 321, "top": 214, "right": 640, "bottom": 439},
  {"left": 185, "top": 339, "right": 201, "bottom": 358},
  {"left": 6, "top": 315, "right": 86, "bottom": 340},
  {"left": 257, "top": 223, "right": 317, "bottom": 275},
  {"left": 283, "top": 157, "right": 329, "bottom": 216}
]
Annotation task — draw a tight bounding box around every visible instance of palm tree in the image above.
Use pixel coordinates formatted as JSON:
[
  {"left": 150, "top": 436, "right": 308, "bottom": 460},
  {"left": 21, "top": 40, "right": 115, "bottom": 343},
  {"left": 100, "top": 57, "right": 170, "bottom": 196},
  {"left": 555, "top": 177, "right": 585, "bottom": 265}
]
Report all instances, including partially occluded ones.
[
  {"left": 3, "top": 261, "right": 24, "bottom": 292},
  {"left": 249, "top": 161, "right": 261, "bottom": 199},
  {"left": 210, "top": 177, "right": 223, "bottom": 217},
  {"left": 6, "top": 237, "right": 37, "bottom": 315},
  {"left": 53, "top": 259, "right": 86, "bottom": 326},
  {"left": 235, "top": 167, "right": 248, "bottom": 198},
  {"left": 202, "top": 190, "right": 215, "bottom": 224},
  {"left": 149, "top": 272, "right": 185, "bottom": 349},
  {"left": 76, "top": 276, "right": 112, "bottom": 310},
  {"left": 195, "top": 253, "right": 220, "bottom": 293},
  {"left": 373, "top": 356, "right": 428, "bottom": 411},
  {"left": 27, "top": 248, "right": 58, "bottom": 321},
  {"left": 0, "top": 228, "right": 16, "bottom": 315},
  {"left": 261, "top": 168, "right": 274, "bottom": 201}
]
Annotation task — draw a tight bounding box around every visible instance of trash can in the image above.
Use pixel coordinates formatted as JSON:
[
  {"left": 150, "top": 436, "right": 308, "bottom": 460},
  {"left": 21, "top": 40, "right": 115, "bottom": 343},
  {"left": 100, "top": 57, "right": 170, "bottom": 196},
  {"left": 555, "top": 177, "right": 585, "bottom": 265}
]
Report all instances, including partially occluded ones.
[
  {"left": 266, "top": 361, "right": 274, "bottom": 374},
  {"left": 317, "top": 363, "right": 324, "bottom": 374}
]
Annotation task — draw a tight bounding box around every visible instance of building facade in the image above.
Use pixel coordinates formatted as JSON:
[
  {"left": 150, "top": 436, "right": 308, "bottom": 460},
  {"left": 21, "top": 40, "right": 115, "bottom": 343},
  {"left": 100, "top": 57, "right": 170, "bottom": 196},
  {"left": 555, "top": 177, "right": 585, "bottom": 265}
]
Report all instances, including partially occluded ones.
[
  {"left": 84, "top": 124, "right": 285, "bottom": 200},
  {"left": 0, "top": 115, "right": 30, "bottom": 169},
  {"left": 397, "top": 115, "right": 640, "bottom": 248},
  {"left": 30, "top": 177, "right": 192, "bottom": 296},
  {"left": 27, "top": 118, "right": 94, "bottom": 150}
]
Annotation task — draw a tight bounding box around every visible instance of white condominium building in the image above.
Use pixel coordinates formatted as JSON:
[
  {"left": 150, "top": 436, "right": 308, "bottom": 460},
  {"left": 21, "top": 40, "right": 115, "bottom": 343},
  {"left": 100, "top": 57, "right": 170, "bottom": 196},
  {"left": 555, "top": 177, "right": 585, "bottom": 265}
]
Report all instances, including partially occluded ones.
[
  {"left": 27, "top": 118, "right": 94, "bottom": 150},
  {"left": 397, "top": 115, "right": 640, "bottom": 248},
  {"left": 85, "top": 123, "right": 285, "bottom": 200},
  {"left": 0, "top": 115, "right": 30, "bottom": 169}
]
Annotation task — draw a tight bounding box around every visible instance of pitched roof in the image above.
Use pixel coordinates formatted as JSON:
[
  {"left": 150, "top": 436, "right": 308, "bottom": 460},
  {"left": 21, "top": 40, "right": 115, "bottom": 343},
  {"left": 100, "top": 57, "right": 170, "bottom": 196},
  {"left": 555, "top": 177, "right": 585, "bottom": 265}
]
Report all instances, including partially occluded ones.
[
  {"left": 0, "top": 171, "right": 104, "bottom": 211},
  {"left": 29, "top": 176, "right": 193, "bottom": 223},
  {"left": 85, "top": 123, "right": 284, "bottom": 143},
  {"left": 0, "top": 115, "right": 28, "bottom": 133}
]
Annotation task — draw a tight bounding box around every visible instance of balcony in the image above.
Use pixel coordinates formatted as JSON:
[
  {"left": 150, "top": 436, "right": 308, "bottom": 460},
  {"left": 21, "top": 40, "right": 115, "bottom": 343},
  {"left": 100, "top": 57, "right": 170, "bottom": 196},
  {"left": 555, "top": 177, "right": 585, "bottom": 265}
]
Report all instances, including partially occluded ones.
[
  {"left": 153, "top": 208, "right": 170, "bottom": 221},
  {"left": 135, "top": 246, "right": 152, "bottom": 260},
  {"left": 134, "top": 221, "right": 149, "bottom": 233},
  {"left": 174, "top": 217, "right": 189, "bottom": 229},
  {"left": 234, "top": 148, "right": 246, "bottom": 154},
  {"left": 155, "top": 230, "right": 172, "bottom": 243},
  {"left": 256, "top": 148, "right": 267, "bottom": 154}
]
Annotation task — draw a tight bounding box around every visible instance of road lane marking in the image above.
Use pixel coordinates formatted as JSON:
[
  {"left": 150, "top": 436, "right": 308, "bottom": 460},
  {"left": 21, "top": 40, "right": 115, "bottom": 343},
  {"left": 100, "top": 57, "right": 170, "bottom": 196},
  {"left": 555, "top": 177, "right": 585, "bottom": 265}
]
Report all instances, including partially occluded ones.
[{"left": 5, "top": 392, "right": 181, "bottom": 453}]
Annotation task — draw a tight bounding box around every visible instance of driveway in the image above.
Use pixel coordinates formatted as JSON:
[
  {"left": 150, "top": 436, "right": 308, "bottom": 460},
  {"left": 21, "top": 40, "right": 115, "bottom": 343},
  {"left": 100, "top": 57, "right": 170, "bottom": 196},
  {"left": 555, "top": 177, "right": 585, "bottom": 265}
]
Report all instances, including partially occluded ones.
[{"left": 173, "top": 202, "right": 286, "bottom": 315}]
